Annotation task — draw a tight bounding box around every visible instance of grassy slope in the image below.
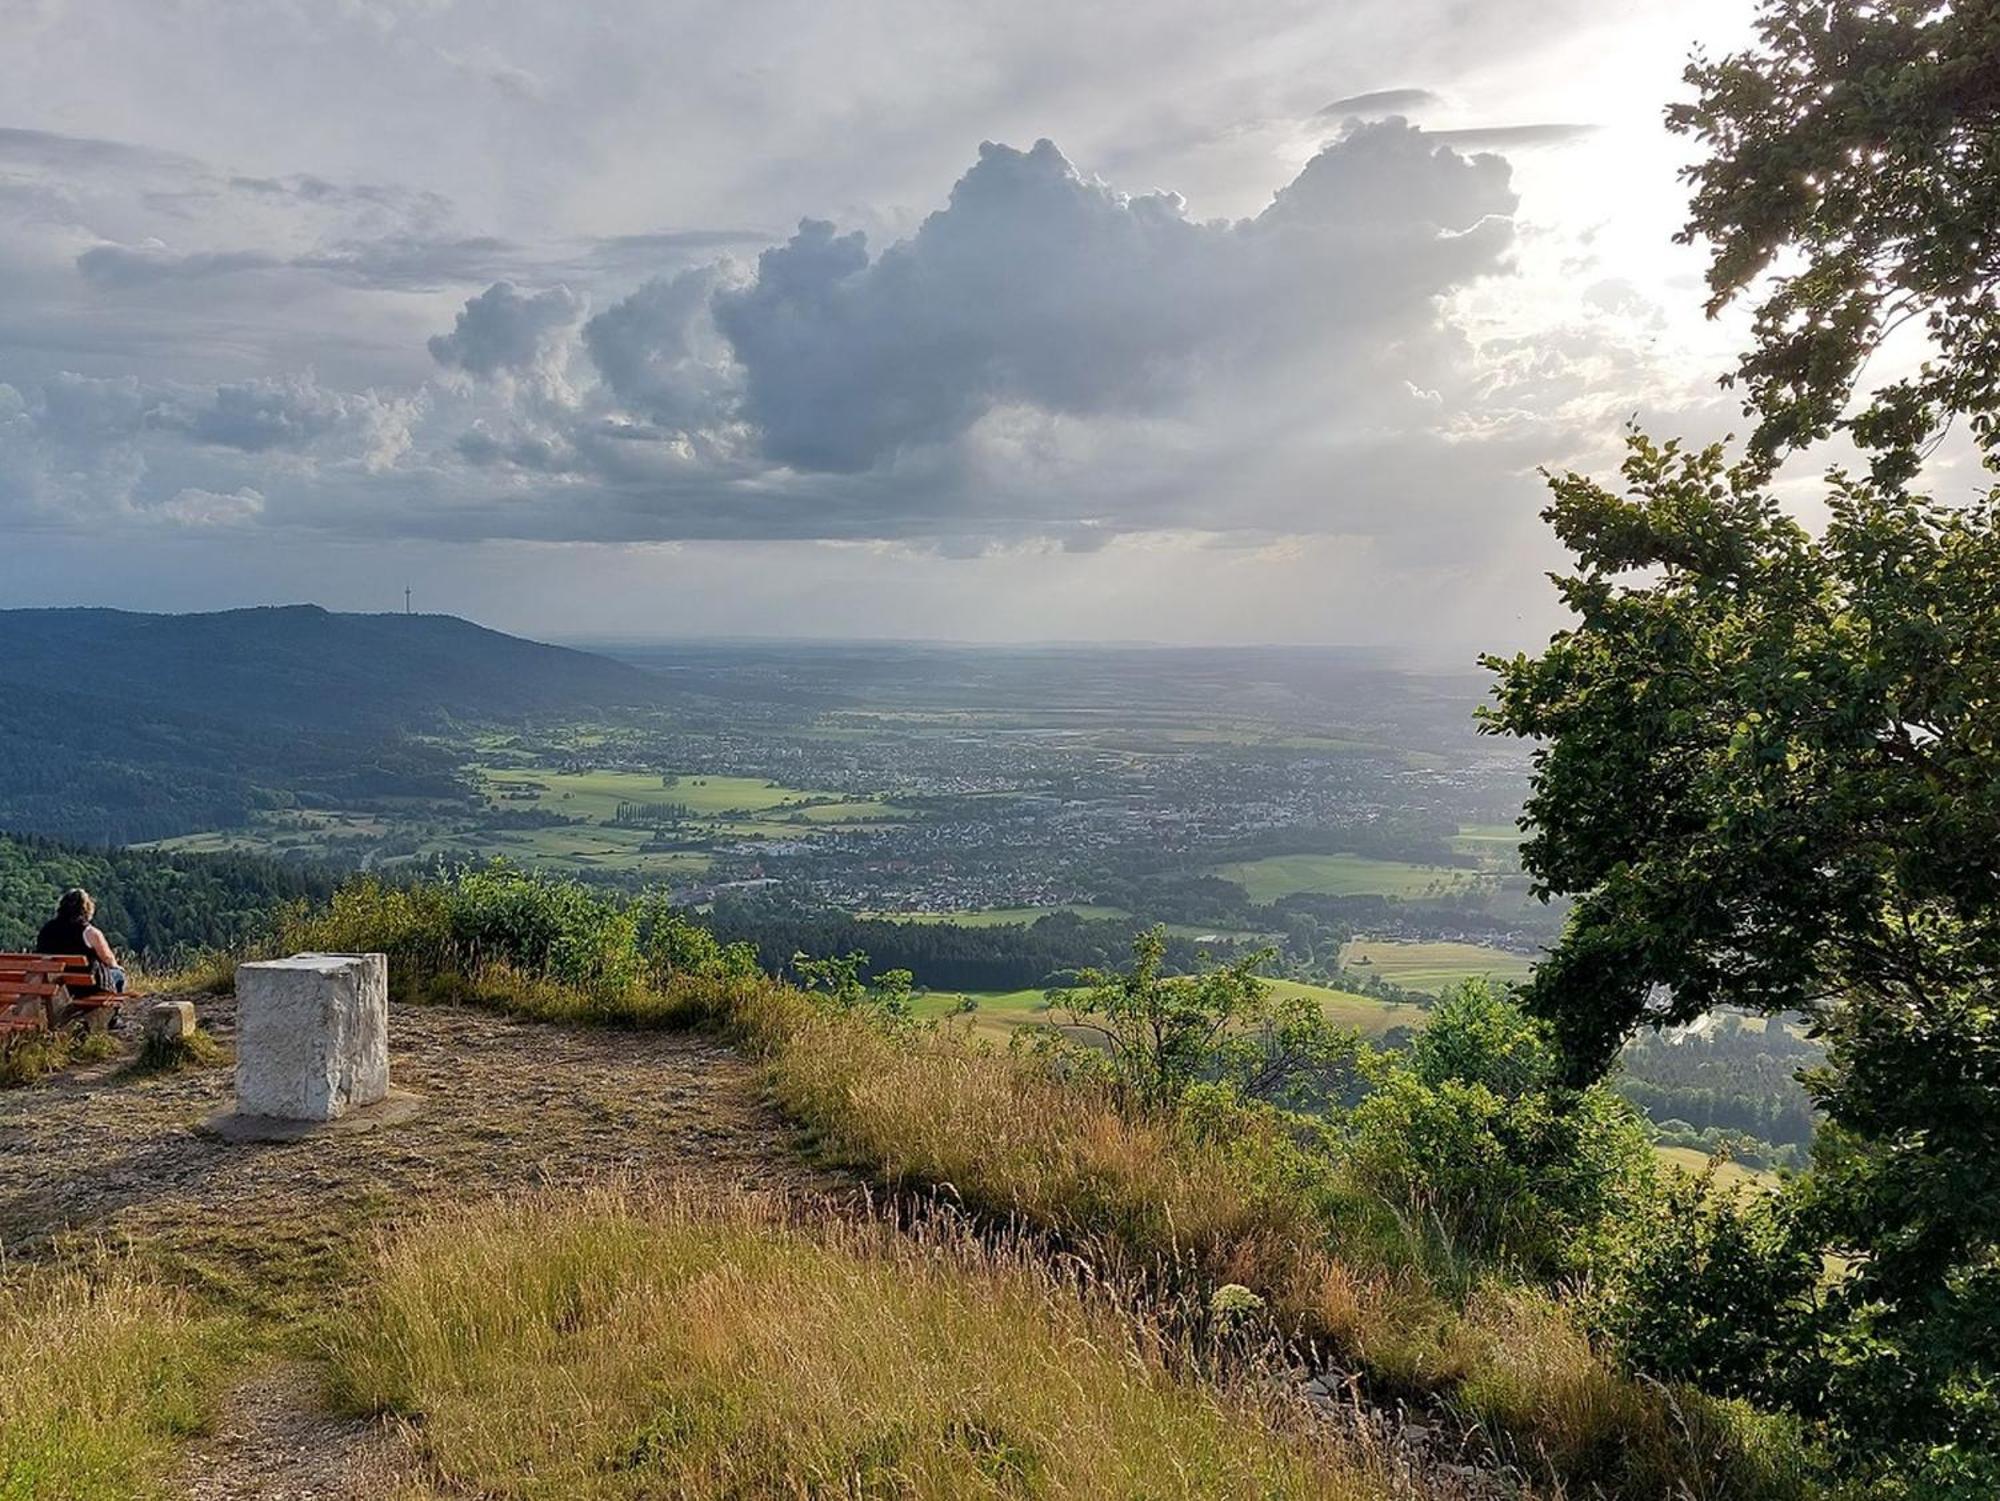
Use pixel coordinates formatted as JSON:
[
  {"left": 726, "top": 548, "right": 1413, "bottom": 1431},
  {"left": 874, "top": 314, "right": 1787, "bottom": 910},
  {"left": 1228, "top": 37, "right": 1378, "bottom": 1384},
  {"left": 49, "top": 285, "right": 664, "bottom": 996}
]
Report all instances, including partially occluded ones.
[{"left": 327, "top": 1190, "right": 1399, "bottom": 1501}]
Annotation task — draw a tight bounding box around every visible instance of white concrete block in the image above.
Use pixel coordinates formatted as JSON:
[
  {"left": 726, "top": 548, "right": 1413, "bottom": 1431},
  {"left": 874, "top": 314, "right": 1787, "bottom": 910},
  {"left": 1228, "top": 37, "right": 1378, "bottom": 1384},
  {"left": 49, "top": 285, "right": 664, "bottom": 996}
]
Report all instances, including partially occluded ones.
[{"left": 234, "top": 953, "right": 388, "bottom": 1121}]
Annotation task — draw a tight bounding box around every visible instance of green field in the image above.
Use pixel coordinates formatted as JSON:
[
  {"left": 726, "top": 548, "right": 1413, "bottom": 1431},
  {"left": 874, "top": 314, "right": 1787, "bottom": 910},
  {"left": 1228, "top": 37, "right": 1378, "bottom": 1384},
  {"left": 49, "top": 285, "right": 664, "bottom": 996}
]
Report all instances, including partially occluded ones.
[
  {"left": 1656, "top": 1146, "right": 1778, "bottom": 1193},
  {"left": 473, "top": 768, "right": 884, "bottom": 821},
  {"left": 916, "top": 976, "right": 1424, "bottom": 1042},
  {"left": 1210, "top": 853, "right": 1490, "bottom": 902},
  {"left": 1450, "top": 823, "right": 1524, "bottom": 867},
  {"left": 1340, "top": 939, "right": 1537, "bottom": 992}
]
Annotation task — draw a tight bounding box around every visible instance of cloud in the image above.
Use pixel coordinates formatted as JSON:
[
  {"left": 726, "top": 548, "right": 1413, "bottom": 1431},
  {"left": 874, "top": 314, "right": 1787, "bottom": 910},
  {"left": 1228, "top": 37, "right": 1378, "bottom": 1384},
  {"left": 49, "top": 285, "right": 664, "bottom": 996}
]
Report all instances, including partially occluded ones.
[
  {"left": 178, "top": 374, "right": 353, "bottom": 451},
  {"left": 581, "top": 264, "right": 739, "bottom": 431},
  {"left": 76, "top": 243, "right": 285, "bottom": 286},
  {"left": 1428, "top": 123, "right": 1596, "bottom": 149},
  {"left": 428, "top": 281, "right": 583, "bottom": 376},
  {"left": 1317, "top": 87, "right": 1440, "bottom": 116},
  {"left": 77, "top": 234, "right": 518, "bottom": 291},
  {"left": 157, "top": 485, "right": 265, "bottom": 525},
  {"left": 683, "top": 123, "right": 1514, "bottom": 473},
  {"left": 0, "top": 125, "right": 196, "bottom": 172}
]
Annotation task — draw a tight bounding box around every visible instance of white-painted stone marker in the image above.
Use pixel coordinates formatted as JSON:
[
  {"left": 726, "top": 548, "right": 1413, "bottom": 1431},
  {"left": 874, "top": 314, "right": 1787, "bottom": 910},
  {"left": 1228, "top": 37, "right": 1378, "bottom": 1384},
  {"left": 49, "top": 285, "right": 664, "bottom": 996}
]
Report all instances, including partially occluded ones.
[
  {"left": 234, "top": 952, "right": 388, "bottom": 1121},
  {"left": 145, "top": 999, "right": 196, "bottom": 1043}
]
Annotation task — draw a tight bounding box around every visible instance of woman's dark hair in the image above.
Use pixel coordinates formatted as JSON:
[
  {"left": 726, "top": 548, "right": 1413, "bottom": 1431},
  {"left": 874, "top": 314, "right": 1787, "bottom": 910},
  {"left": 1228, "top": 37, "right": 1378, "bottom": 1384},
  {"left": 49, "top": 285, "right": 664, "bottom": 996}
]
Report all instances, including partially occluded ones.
[{"left": 56, "top": 888, "right": 95, "bottom": 924}]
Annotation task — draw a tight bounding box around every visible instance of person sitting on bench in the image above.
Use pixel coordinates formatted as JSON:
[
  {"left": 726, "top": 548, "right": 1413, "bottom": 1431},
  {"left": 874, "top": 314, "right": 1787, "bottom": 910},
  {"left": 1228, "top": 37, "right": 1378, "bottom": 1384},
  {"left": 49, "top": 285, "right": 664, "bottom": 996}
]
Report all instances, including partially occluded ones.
[{"left": 36, "top": 888, "right": 127, "bottom": 995}]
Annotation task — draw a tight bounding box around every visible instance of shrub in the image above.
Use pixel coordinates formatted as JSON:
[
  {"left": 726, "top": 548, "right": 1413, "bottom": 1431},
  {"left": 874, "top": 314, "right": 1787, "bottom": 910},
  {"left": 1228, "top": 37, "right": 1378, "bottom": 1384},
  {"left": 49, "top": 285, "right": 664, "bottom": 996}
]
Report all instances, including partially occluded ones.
[
  {"left": 1594, "top": 1168, "right": 1822, "bottom": 1405},
  {"left": 1041, "top": 926, "right": 1356, "bottom": 1111},
  {"left": 1342, "top": 982, "right": 1659, "bottom": 1275}
]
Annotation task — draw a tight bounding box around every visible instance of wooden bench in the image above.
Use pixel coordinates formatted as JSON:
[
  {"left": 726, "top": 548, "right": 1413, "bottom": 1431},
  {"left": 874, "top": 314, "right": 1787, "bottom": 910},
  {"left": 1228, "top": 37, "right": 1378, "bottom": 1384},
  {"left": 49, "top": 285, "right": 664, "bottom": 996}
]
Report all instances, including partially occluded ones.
[{"left": 0, "top": 953, "right": 126, "bottom": 1038}]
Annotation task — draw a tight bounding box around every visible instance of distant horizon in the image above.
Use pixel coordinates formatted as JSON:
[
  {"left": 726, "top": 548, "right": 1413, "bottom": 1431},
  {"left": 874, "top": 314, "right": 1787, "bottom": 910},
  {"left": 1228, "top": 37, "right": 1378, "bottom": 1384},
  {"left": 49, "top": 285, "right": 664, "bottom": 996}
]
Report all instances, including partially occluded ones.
[{"left": 0, "top": 598, "right": 1501, "bottom": 669}]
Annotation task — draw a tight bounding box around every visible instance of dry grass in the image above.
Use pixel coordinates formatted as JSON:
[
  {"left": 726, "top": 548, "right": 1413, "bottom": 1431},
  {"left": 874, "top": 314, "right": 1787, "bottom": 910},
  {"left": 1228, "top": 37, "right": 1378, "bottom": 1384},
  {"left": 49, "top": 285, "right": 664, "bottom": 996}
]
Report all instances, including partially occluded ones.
[
  {"left": 0, "top": 1256, "right": 234, "bottom": 1500},
  {"left": 0, "top": 1026, "right": 119, "bottom": 1089},
  {"left": 128, "top": 1025, "right": 231, "bottom": 1076},
  {"left": 687, "top": 977, "right": 1813, "bottom": 1500},
  {"left": 327, "top": 1186, "right": 1417, "bottom": 1501}
]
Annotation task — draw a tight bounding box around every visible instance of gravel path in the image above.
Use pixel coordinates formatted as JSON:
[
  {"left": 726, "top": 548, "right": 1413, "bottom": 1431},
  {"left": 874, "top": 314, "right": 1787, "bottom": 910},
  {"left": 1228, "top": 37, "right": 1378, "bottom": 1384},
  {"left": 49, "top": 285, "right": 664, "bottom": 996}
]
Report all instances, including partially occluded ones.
[{"left": 0, "top": 991, "right": 831, "bottom": 1499}]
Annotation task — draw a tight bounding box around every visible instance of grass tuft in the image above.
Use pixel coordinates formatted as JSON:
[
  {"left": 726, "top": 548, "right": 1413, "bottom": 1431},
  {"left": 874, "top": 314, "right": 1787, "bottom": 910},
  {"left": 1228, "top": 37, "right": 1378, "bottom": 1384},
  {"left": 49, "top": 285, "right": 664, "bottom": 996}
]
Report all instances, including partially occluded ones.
[
  {"left": 128, "top": 1025, "right": 232, "bottom": 1076},
  {"left": 0, "top": 1255, "right": 237, "bottom": 1499}
]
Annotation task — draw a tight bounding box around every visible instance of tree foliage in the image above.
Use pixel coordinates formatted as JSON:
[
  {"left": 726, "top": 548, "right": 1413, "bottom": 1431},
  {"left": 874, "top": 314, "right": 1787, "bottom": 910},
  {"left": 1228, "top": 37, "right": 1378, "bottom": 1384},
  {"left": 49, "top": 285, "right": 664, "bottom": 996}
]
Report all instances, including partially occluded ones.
[
  {"left": 1482, "top": 433, "right": 1999, "bottom": 1487},
  {"left": 1047, "top": 927, "right": 1353, "bottom": 1111},
  {"left": 1673, "top": 0, "right": 2000, "bottom": 480}
]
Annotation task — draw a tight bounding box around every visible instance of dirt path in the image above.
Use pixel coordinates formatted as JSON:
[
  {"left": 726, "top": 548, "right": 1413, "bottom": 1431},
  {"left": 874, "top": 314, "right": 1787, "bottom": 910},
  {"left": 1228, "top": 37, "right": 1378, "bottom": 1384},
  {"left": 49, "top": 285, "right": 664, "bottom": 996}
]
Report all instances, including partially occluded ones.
[
  {"left": 0, "top": 992, "right": 835, "bottom": 1498},
  {"left": 174, "top": 1359, "right": 409, "bottom": 1501}
]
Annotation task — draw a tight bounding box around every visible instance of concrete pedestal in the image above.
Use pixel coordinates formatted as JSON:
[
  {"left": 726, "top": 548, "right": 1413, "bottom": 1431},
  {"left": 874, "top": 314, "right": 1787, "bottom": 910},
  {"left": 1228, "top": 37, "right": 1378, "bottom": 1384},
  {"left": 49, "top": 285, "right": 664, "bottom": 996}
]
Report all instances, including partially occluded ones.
[{"left": 234, "top": 953, "right": 388, "bottom": 1121}]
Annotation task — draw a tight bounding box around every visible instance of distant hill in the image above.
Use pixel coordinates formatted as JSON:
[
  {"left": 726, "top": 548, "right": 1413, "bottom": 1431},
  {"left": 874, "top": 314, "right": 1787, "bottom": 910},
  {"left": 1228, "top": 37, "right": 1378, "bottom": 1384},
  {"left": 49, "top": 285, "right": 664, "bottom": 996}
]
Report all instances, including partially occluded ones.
[{"left": 0, "top": 606, "right": 663, "bottom": 844}]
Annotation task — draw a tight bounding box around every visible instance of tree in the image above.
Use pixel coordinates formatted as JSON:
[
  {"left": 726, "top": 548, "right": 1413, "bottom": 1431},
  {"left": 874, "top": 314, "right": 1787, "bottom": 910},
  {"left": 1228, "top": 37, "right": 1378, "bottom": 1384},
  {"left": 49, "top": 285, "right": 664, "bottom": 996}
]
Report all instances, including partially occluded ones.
[
  {"left": 1482, "top": 435, "right": 1999, "bottom": 1486},
  {"left": 1049, "top": 927, "right": 1351, "bottom": 1111},
  {"left": 1671, "top": 0, "right": 2000, "bottom": 482}
]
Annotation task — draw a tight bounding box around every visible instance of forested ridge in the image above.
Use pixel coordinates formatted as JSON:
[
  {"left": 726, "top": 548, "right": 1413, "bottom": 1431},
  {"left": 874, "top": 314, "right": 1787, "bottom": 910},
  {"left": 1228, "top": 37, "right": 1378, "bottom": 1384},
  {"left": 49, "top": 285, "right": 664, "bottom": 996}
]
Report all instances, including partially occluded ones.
[
  {"left": 0, "top": 605, "right": 663, "bottom": 844},
  {"left": 0, "top": 833, "right": 336, "bottom": 959}
]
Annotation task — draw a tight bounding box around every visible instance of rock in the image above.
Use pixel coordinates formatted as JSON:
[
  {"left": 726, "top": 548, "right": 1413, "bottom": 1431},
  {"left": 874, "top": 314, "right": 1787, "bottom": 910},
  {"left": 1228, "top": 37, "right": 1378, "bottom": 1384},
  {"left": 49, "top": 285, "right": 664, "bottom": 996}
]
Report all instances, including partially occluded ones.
[
  {"left": 145, "top": 1000, "right": 197, "bottom": 1043},
  {"left": 234, "top": 953, "right": 388, "bottom": 1121}
]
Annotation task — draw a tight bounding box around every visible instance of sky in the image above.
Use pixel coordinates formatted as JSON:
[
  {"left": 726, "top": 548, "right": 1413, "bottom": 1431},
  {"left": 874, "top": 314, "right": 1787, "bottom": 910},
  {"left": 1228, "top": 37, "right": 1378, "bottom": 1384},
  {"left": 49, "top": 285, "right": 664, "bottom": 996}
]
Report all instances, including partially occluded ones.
[{"left": 0, "top": 0, "right": 1796, "bottom": 653}]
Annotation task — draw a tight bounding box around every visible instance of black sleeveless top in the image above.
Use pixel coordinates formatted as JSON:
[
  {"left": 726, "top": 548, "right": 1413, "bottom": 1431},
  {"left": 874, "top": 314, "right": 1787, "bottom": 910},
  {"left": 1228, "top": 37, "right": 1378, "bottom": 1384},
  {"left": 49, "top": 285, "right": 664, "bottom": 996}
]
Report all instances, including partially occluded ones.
[{"left": 36, "top": 915, "right": 94, "bottom": 958}]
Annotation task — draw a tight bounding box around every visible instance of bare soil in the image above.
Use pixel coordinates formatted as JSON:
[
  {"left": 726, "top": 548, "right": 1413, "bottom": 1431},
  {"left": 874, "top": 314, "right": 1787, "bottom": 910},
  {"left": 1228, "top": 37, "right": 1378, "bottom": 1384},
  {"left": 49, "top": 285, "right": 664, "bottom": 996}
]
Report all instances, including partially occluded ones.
[{"left": 0, "top": 991, "right": 834, "bottom": 1499}]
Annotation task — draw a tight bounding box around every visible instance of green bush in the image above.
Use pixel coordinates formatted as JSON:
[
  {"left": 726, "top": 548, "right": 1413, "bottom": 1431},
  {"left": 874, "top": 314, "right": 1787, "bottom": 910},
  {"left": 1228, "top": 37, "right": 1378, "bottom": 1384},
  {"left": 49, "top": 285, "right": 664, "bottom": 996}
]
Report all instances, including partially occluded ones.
[
  {"left": 1593, "top": 1168, "right": 1822, "bottom": 1405},
  {"left": 276, "top": 866, "right": 758, "bottom": 1019},
  {"left": 1342, "top": 982, "right": 1658, "bottom": 1276}
]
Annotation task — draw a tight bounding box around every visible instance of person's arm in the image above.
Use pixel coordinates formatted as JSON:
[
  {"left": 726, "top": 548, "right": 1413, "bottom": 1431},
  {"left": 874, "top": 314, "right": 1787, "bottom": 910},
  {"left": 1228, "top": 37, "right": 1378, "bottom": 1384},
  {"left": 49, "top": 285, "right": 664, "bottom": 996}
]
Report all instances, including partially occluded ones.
[{"left": 85, "top": 925, "right": 120, "bottom": 969}]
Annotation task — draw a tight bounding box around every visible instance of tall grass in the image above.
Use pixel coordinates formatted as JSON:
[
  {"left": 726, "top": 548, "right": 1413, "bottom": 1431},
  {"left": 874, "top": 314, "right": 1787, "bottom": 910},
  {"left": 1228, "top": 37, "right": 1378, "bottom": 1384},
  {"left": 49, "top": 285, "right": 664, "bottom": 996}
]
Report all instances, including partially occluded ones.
[
  {"left": 0, "top": 1258, "right": 234, "bottom": 1499},
  {"left": 327, "top": 1186, "right": 1414, "bottom": 1501},
  {"left": 683, "top": 979, "right": 1814, "bottom": 1498}
]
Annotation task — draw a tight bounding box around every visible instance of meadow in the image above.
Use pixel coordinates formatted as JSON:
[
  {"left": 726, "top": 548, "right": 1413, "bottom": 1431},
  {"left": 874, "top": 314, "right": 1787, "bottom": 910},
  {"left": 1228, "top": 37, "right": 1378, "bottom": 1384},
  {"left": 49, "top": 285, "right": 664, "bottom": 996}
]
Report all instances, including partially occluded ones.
[
  {"left": 1339, "top": 939, "right": 1537, "bottom": 993},
  {"left": 1209, "top": 852, "right": 1493, "bottom": 902},
  {"left": 915, "top": 977, "right": 1428, "bottom": 1043}
]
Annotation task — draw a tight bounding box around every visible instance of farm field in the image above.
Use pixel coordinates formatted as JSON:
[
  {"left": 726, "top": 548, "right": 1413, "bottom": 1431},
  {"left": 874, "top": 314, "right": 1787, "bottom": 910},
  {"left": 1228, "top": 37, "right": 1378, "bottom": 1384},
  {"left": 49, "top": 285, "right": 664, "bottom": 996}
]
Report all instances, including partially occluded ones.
[
  {"left": 472, "top": 767, "right": 883, "bottom": 820},
  {"left": 1655, "top": 1145, "right": 1779, "bottom": 1193},
  {"left": 1339, "top": 938, "right": 1537, "bottom": 993},
  {"left": 914, "top": 976, "right": 1424, "bottom": 1042},
  {"left": 1210, "top": 852, "right": 1491, "bottom": 902}
]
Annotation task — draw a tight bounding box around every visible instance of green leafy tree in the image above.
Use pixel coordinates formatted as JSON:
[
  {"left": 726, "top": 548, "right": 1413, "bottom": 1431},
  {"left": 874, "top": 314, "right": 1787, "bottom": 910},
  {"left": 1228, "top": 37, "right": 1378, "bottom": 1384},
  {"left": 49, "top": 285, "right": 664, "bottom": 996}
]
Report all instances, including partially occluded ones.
[
  {"left": 1050, "top": 927, "right": 1351, "bottom": 1111},
  {"left": 1483, "top": 435, "right": 1999, "bottom": 1485},
  {"left": 1672, "top": 0, "right": 2000, "bottom": 481}
]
